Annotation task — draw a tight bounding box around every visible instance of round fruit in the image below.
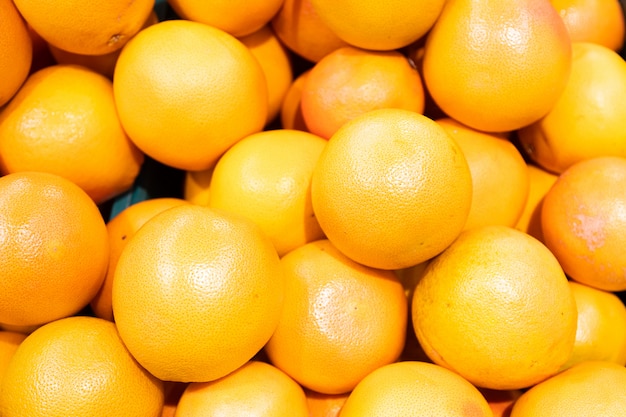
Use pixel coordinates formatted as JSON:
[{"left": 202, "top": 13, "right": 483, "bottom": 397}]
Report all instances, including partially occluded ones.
[
  {"left": 0, "top": 316, "right": 164, "bottom": 417},
  {"left": 0, "top": 64, "right": 144, "bottom": 204},
  {"left": 208, "top": 129, "right": 327, "bottom": 256},
  {"left": 310, "top": 0, "right": 446, "bottom": 51},
  {"left": 541, "top": 156, "right": 626, "bottom": 291},
  {"left": 168, "top": 0, "right": 284, "bottom": 37},
  {"left": 112, "top": 204, "right": 283, "bottom": 382},
  {"left": 422, "top": 0, "right": 572, "bottom": 132},
  {"left": 0, "top": 172, "right": 109, "bottom": 327},
  {"left": 90, "top": 198, "right": 189, "bottom": 321},
  {"left": 113, "top": 20, "right": 268, "bottom": 171},
  {"left": 561, "top": 281, "right": 626, "bottom": 369},
  {"left": 13, "top": 0, "right": 153, "bottom": 55},
  {"left": 174, "top": 361, "right": 309, "bottom": 416},
  {"left": 518, "top": 42, "right": 626, "bottom": 174},
  {"left": 265, "top": 239, "right": 407, "bottom": 394},
  {"left": 436, "top": 117, "right": 529, "bottom": 230},
  {"left": 510, "top": 361, "right": 626, "bottom": 416},
  {"left": 311, "top": 108, "right": 472, "bottom": 270},
  {"left": 338, "top": 361, "right": 493, "bottom": 416},
  {"left": 412, "top": 225, "right": 578, "bottom": 390},
  {"left": 0, "top": 0, "right": 32, "bottom": 107},
  {"left": 301, "top": 46, "right": 425, "bottom": 139}
]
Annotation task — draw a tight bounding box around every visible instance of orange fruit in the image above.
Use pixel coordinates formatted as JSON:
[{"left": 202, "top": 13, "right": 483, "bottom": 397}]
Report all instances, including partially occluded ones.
[
  {"left": 510, "top": 361, "right": 626, "bottom": 416},
  {"left": 0, "top": 0, "right": 32, "bottom": 107},
  {"left": 436, "top": 117, "right": 530, "bottom": 230},
  {"left": 112, "top": 204, "right": 283, "bottom": 382},
  {"left": 0, "top": 64, "right": 144, "bottom": 204},
  {"left": 514, "top": 163, "right": 559, "bottom": 243},
  {"left": 300, "top": 46, "right": 426, "bottom": 139},
  {"left": 304, "top": 388, "right": 349, "bottom": 417},
  {"left": 90, "top": 197, "right": 190, "bottom": 321},
  {"left": 550, "top": 0, "right": 625, "bottom": 51},
  {"left": 265, "top": 239, "right": 407, "bottom": 394},
  {"left": 113, "top": 19, "right": 268, "bottom": 171},
  {"left": 167, "top": 0, "right": 284, "bottom": 37},
  {"left": 280, "top": 69, "right": 310, "bottom": 131},
  {"left": 518, "top": 42, "right": 626, "bottom": 174},
  {"left": 541, "top": 156, "right": 626, "bottom": 291},
  {"left": 271, "top": 0, "right": 349, "bottom": 63},
  {"left": 48, "top": 46, "right": 122, "bottom": 80},
  {"left": 338, "top": 361, "right": 493, "bottom": 416},
  {"left": 412, "top": 225, "right": 578, "bottom": 390},
  {"left": 239, "top": 25, "right": 294, "bottom": 125},
  {"left": 13, "top": 0, "right": 154, "bottom": 55},
  {"left": 46, "top": 10, "right": 159, "bottom": 80},
  {"left": 311, "top": 108, "right": 472, "bottom": 270},
  {"left": 479, "top": 388, "right": 523, "bottom": 417},
  {"left": 0, "top": 172, "right": 109, "bottom": 327},
  {"left": 0, "top": 331, "right": 27, "bottom": 384},
  {"left": 0, "top": 316, "right": 164, "bottom": 417},
  {"left": 561, "top": 281, "right": 626, "bottom": 370},
  {"left": 422, "top": 0, "right": 572, "bottom": 132},
  {"left": 397, "top": 261, "right": 432, "bottom": 364},
  {"left": 174, "top": 361, "right": 309, "bottom": 416},
  {"left": 183, "top": 168, "right": 214, "bottom": 206},
  {"left": 310, "top": 0, "right": 446, "bottom": 51},
  {"left": 208, "top": 129, "right": 326, "bottom": 256}
]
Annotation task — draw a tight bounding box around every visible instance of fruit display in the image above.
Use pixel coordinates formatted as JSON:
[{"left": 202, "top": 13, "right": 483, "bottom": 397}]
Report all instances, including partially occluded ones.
[{"left": 1, "top": 0, "right": 626, "bottom": 415}]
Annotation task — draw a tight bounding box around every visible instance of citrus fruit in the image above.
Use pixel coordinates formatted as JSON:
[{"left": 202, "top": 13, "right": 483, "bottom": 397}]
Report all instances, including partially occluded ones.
[
  {"left": 518, "top": 42, "right": 626, "bottom": 174},
  {"left": 300, "top": 46, "right": 425, "bottom": 139},
  {"left": 412, "top": 225, "right": 578, "bottom": 390},
  {"left": 271, "top": 0, "right": 349, "bottom": 63},
  {"left": 311, "top": 108, "right": 472, "bottom": 270},
  {"left": 0, "top": 171, "right": 109, "bottom": 327},
  {"left": 0, "top": 331, "right": 27, "bottom": 385},
  {"left": 514, "top": 163, "right": 559, "bottom": 243},
  {"left": 90, "top": 197, "right": 190, "bottom": 321},
  {"left": 239, "top": 25, "right": 294, "bottom": 125},
  {"left": 304, "top": 388, "right": 349, "bottom": 417},
  {"left": 550, "top": 0, "right": 625, "bottom": 51},
  {"left": 422, "top": 0, "right": 572, "bottom": 132},
  {"left": 310, "top": 0, "right": 446, "bottom": 51},
  {"left": 436, "top": 117, "right": 529, "bottom": 230},
  {"left": 208, "top": 129, "right": 327, "bottom": 256},
  {"left": 13, "top": 0, "right": 154, "bottom": 55},
  {"left": 510, "top": 361, "right": 626, "bottom": 416},
  {"left": 338, "top": 361, "right": 493, "bottom": 416},
  {"left": 173, "top": 361, "right": 309, "bottom": 416},
  {"left": 183, "top": 168, "right": 214, "bottom": 206},
  {"left": 46, "top": 10, "right": 159, "bottom": 80},
  {"left": 280, "top": 69, "right": 310, "bottom": 131},
  {"left": 0, "top": 316, "right": 164, "bottom": 417},
  {"left": 561, "top": 281, "right": 626, "bottom": 369},
  {"left": 541, "top": 156, "right": 626, "bottom": 291},
  {"left": 113, "top": 19, "right": 268, "bottom": 171},
  {"left": 167, "top": 0, "right": 284, "bottom": 37},
  {"left": 0, "top": 0, "right": 32, "bottom": 107},
  {"left": 265, "top": 239, "right": 407, "bottom": 394},
  {"left": 112, "top": 204, "right": 283, "bottom": 382},
  {"left": 0, "top": 64, "right": 144, "bottom": 204}
]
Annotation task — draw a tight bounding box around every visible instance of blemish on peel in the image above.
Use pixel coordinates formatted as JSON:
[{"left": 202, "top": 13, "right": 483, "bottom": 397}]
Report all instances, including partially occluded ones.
[
  {"left": 108, "top": 34, "right": 122, "bottom": 46},
  {"left": 571, "top": 213, "right": 606, "bottom": 251}
]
